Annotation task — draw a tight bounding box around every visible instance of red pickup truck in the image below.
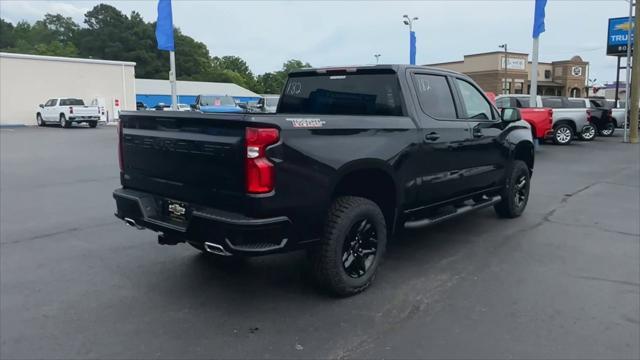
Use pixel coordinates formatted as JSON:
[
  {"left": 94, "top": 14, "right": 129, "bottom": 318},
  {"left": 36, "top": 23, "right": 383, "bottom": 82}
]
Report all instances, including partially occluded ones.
[{"left": 487, "top": 93, "right": 553, "bottom": 141}]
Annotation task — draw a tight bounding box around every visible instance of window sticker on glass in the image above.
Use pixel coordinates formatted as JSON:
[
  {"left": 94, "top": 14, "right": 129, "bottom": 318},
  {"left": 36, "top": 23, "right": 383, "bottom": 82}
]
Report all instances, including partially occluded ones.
[
  {"left": 214, "top": 99, "right": 221, "bottom": 106},
  {"left": 286, "top": 81, "right": 302, "bottom": 95}
]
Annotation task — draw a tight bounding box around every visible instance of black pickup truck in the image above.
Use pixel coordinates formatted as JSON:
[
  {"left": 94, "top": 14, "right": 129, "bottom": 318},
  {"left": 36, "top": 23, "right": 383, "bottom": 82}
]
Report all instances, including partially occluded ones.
[{"left": 114, "top": 65, "right": 534, "bottom": 296}]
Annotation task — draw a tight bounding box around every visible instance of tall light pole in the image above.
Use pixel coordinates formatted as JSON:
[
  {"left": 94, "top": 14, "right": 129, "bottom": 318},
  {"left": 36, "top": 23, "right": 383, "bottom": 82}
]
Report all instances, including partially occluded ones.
[
  {"left": 499, "top": 43, "right": 509, "bottom": 94},
  {"left": 629, "top": 0, "right": 639, "bottom": 143},
  {"left": 403, "top": 15, "right": 418, "bottom": 65},
  {"left": 374, "top": 54, "right": 381, "bottom": 64}
]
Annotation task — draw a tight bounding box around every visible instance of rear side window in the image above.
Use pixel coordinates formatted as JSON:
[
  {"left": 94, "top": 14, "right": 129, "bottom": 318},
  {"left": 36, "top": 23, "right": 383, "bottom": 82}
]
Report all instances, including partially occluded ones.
[
  {"left": 412, "top": 74, "right": 457, "bottom": 119},
  {"left": 541, "top": 98, "right": 562, "bottom": 108},
  {"left": 278, "top": 73, "right": 404, "bottom": 116},
  {"left": 566, "top": 100, "right": 586, "bottom": 108}
]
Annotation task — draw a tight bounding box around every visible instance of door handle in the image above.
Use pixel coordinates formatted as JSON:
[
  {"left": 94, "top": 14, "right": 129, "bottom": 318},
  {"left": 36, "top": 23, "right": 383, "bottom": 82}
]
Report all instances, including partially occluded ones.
[{"left": 424, "top": 132, "right": 440, "bottom": 141}]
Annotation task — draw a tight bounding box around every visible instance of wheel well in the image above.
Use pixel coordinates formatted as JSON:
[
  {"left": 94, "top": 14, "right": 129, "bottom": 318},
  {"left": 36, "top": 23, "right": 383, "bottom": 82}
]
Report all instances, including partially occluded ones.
[
  {"left": 554, "top": 119, "right": 576, "bottom": 133},
  {"left": 333, "top": 169, "right": 397, "bottom": 231},
  {"left": 514, "top": 142, "right": 534, "bottom": 172}
]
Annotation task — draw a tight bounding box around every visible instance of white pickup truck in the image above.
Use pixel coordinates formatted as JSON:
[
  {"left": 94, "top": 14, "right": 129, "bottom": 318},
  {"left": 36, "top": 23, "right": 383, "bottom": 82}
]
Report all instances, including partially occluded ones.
[{"left": 36, "top": 98, "right": 101, "bottom": 128}]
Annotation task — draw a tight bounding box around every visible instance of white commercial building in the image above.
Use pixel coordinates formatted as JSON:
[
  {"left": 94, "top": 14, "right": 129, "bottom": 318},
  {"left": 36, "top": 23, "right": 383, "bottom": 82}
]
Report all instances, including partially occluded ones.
[{"left": 0, "top": 52, "right": 136, "bottom": 126}]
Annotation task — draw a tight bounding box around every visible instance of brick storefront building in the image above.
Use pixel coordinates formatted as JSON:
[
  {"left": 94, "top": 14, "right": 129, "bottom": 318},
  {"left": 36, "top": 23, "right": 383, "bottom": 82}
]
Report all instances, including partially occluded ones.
[{"left": 426, "top": 52, "right": 589, "bottom": 97}]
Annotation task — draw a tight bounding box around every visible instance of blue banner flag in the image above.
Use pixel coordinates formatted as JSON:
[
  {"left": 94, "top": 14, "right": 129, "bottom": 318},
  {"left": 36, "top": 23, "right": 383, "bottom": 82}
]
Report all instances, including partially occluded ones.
[
  {"left": 409, "top": 31, "right": 416, "bottom": 65},
  {"left": 156, "top": 0, "right": 174, "bottom": 51},
  {"left": 532, "top": 0, "right": 547, "bottom": 38}
]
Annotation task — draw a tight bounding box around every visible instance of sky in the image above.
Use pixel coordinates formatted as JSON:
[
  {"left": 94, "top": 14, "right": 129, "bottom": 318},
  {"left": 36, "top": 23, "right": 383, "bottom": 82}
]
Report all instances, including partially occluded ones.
[{"left": 0, "top": 0, "right": 633, "bottom": 83}]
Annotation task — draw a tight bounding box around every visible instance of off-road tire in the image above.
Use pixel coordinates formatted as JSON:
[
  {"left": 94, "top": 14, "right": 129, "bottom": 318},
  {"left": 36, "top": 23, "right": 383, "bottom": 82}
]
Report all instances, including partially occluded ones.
[
  {"left": 309, "top": 196, "right": 387, "bottom": 297},
  {"left": 494, "top": 160, "right": 530, "bottom": 218}
]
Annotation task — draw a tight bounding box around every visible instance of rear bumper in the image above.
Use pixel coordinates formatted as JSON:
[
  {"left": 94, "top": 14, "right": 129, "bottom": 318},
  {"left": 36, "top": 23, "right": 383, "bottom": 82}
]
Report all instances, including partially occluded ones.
[
  {"left": 113, "top": 188, "right": 295, "bottom": 256},
  {"left": 69, "top": 116, "right": 100, "bottom": 121}
]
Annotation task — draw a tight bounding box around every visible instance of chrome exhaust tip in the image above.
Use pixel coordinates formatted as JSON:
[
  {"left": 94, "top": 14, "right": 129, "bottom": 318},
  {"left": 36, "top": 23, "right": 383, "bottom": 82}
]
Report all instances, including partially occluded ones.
[
  {"left": 124, "top": 217, "right": 145, "bottom": 230},
  {"left": 204, "top": 242, "right": 232, "bottom": 256}
]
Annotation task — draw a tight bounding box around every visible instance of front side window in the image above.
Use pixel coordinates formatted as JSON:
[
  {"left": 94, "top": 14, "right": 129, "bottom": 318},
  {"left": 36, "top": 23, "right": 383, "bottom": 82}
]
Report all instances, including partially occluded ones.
[
  {"left": 45, "top": 99, "right": 57, "bottom": 107},
  {"left": 412, "top": 74, "right": 457, "bottom": 119},
  {"left": 455, "top": 79, "right": 493, "bottom": 120}
]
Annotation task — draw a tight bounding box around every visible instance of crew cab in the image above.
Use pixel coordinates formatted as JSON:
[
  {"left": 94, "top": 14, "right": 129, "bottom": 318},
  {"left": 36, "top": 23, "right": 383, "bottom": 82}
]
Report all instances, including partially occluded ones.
[
  {"left": 36, "top": 98, "right": 101, "bottom": 128},
  {"left": 494, "top": 96, "right": 553, "bottom": 141},
  {"left": 113, "top": 65, "right": 535, "bottom": 296},
  {"left": 497, "top": 95, "right": 594, "bottom": 144}
]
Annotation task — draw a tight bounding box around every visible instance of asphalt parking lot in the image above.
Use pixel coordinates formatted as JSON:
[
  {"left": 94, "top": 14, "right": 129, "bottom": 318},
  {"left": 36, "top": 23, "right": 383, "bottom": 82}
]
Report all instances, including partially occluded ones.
[{"left": 1, "top": 125, "right": 639, "bottom": 359}]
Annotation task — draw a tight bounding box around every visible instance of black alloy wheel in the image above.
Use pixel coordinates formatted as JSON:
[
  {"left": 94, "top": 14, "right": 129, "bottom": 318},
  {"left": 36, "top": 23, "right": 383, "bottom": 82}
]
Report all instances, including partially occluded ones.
[{"left": 342, "top": 218, "right": 378, "bottom": 278}]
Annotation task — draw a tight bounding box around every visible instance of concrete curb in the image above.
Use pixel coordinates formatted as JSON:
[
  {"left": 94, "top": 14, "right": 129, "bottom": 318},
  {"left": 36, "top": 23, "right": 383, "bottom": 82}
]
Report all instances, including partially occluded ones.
[{"left": 0, "top": 124, "right": 27, "bottom": 128}]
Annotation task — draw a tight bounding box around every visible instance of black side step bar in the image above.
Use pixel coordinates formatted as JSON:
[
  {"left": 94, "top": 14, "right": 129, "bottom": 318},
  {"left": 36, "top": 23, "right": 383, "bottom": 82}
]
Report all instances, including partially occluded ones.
[{"left": 404, "top": 195, "right": 502, "bottom": 229}]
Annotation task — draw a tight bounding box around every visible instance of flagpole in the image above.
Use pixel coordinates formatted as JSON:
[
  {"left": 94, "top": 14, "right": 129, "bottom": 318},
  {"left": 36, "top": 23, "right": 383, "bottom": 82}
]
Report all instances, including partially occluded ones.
[
  {"left": 169, "top": 50, "right": 177, "bottom": 110},
  {"left": 530, "top": 38, "right": 540, "bottom": 106}
]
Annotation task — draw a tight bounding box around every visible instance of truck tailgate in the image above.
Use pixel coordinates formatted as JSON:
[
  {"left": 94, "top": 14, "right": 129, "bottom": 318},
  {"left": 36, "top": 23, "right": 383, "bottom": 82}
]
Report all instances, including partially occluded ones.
[
  {"left": 120, "top": 112, "right": 260, "bottom": 211},
  {"left": 71, "top": 106, "right": 99, "bottom": 117}
]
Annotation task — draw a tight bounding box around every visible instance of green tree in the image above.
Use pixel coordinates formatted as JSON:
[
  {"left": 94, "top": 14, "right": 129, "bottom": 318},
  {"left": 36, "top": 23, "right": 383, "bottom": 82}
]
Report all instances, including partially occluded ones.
[
  {"left": 0, "top": 19, "right": 16, "bottom": 49},
  {"left": 38, "top": 14, "right": 79, "bottom": 43},
  {"left": 0, "top": 6, "right": 312, "bottom": 95}
]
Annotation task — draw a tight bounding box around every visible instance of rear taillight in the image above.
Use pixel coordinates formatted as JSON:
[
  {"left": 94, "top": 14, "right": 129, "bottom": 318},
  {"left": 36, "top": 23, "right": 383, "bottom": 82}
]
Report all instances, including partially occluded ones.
[
  {"left": 586, "top": 109, "right": 592, "bottom": 122},
  {"left": 245, "top": 127, "right": 279, "bottom": 194},
  {"left": 548, "top": 109, "right": 553, "bottom": 125},
  {"left": 608, "top": 109, "right": 613, "bottom": 118},
  {"left": 117, "top": 120, "right": 124, "bottom": 172},
  {"left": 69, "top": 107, "right": 74, "bottom": 114}
]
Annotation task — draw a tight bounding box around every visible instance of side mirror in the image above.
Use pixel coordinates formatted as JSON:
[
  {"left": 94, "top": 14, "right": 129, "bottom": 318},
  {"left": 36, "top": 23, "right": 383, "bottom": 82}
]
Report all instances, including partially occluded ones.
[
  {"left": 39, "top": 104, "right": 44, "bottom": 108},
  {"left": 501, "top": 107, "right": 522, "bottom": 122}
]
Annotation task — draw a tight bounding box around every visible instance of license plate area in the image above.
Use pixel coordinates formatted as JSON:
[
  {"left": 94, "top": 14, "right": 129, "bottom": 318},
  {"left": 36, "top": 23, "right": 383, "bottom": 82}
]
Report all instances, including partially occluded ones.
[{"left": 165, "top": 199, "right": 190, "bottom": 223}]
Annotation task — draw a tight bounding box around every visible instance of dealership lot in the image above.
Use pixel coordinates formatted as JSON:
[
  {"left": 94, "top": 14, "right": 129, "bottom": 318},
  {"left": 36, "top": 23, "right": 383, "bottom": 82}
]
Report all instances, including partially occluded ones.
[{"left": 1, "top": 126, "right": 638, "bottom": 359}]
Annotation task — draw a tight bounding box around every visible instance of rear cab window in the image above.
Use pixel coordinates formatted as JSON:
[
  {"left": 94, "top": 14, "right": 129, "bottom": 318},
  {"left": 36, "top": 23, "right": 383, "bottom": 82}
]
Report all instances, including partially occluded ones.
[
  {"left": 60, "top": 99, "right": 85, "bottom": 106},
  {"left": 278, "top": 69, "right": 405, "bottom": 116}
]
